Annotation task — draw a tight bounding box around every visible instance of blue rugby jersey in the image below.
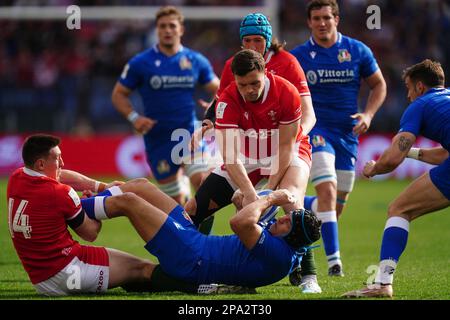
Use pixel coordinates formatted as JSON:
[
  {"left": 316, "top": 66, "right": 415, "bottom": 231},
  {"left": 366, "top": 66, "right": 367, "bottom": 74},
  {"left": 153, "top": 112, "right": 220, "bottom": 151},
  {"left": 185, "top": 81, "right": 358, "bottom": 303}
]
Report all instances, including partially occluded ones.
[
  {"left": 119, "top": 45, "right": 216, "bottom": 134},
  {"left": 399, "top": 87, "right": 450, "bottom": 151},
  {"left": 290, "top": 33, "right": 379, "bottom": 131},
  {"left": 197, "top": 224, "right": 301, "bottom": 287}
]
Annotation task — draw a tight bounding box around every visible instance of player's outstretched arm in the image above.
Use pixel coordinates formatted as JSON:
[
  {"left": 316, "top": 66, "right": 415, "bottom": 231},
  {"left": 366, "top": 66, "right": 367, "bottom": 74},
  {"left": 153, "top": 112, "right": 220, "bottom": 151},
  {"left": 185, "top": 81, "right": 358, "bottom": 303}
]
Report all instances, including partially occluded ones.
[
  {"left": 60, "top": 169, "right": 123, "bottom": 194},
  {"left": 69, "top": 211, "right": 102, "bottom": 242},
  {"left": 363, "top": 132, "right": 416, "bottom": 178}
]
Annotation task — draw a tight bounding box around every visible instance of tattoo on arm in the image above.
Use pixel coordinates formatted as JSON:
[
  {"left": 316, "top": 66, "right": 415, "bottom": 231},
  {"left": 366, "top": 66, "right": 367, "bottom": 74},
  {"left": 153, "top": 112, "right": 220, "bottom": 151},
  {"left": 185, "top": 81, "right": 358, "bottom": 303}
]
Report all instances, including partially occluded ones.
[{"left": 398, "top": 136, "right": 413, "bottom": 152}]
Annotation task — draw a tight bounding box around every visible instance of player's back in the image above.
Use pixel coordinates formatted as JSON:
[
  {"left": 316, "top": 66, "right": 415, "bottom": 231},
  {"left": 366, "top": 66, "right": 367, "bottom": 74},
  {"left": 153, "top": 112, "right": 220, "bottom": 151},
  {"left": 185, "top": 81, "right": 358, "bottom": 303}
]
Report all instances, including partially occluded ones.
[
  {"left": 290, "top": 34, "right": 379, "bottom": 130},
  {"left": 7, "top": 168, "right": 80, "bottom": 284}
]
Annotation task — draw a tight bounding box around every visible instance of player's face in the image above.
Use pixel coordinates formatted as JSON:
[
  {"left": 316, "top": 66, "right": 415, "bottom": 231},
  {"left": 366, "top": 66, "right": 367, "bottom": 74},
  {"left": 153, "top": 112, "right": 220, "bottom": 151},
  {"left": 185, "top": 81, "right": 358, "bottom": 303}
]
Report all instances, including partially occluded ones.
[
  {"left": 405, "top": 76, "right": 424, "bottom": 102},
  {"left": 269, "top": 214, "right": 292, "bottom": 236},
  {"left": 156, "top": 15, "right": 184, "bottom": 49},
  {"left": 234, "top": 69, "right": 265, "bottom": 102},
  {"left": 42, "top": 146, "right": 64, "bottom": 181},
  {"left": 242, "top": 35, "right": 267, "bottom": 56},
  {"left": 308, "top": 6, "right": 339, "bottom": 43}
]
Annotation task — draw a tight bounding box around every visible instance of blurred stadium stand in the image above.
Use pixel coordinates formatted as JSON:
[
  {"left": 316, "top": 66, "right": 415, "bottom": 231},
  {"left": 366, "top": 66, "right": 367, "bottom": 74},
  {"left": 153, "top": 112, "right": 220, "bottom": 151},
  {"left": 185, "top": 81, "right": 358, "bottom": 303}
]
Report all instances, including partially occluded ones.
[{"left": 0, "top": 0, "right": 449, "bottom": 135}]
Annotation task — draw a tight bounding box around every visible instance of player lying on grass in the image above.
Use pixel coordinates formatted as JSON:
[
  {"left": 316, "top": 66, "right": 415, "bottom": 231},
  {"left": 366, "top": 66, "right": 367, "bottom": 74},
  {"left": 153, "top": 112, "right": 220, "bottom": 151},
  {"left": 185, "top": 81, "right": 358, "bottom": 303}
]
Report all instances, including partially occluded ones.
[
  {"left": 7, "top": 134, "right": 225, "bottom": 296},
  {"left": 343, "top": 59, "right": 450, "bottom": 298},
  {"left": 83, "top": 180, "right": 321, "bottom": 289}
]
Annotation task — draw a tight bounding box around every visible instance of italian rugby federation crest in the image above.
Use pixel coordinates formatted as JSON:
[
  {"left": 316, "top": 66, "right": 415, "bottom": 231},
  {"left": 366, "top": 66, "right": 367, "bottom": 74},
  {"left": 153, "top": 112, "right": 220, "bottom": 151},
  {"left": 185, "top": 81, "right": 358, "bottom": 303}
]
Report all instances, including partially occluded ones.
[
  {"left": 179, "top": 56, "right": 192, "bottom": 70},
  {"left": 337, "top": 49, "right": 352, "bottom": 63},
  {"left": 312, "top": 135, "right": 326, "bottom": 147},
  {"left": 157, "top": 159, "right": 171, "bottom": 174}
]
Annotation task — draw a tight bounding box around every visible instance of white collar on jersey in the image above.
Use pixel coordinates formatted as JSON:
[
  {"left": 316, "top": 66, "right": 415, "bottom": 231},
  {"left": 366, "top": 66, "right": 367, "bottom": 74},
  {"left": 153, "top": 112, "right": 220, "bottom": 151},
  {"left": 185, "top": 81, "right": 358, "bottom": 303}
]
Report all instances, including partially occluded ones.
[
  {"left": 265, "top": 50, "right": 274, "bottom": 64},
  {"left": 309, "top": 32, "right": 342, "bottom": 46},
  {"left": 23, "top": 167, "right": 46, "bottom": 177},
  {"left": 153, "top": 44, "right": 184, "bottom": 54}
]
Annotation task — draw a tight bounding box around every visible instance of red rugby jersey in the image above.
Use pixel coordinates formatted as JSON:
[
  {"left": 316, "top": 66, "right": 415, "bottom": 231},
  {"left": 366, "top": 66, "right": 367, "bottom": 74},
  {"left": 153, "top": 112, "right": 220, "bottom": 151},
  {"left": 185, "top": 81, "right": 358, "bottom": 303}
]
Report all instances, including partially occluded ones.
[{"left": 7, "top": 167, "right": 83, "bottom": 284}]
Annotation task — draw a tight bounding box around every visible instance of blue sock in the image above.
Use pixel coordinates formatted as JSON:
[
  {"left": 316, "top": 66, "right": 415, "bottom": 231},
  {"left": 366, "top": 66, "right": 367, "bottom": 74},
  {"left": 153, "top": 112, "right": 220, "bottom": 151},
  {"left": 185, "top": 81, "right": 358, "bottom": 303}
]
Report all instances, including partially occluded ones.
[
  {"left": 376, "top": 216, "right": 409, "bottom": 284},
  {"left": 380, "top": 217, "right": 409, "bottom": 262},
  {"left": 304, "top": 196, "right": 316, "bottom": 211},
  {"left": 81, "top": 196, "right": 109, "bottom": 220},
  {"left": 317, "top": 211, "right": 341, "bottom": 266}
]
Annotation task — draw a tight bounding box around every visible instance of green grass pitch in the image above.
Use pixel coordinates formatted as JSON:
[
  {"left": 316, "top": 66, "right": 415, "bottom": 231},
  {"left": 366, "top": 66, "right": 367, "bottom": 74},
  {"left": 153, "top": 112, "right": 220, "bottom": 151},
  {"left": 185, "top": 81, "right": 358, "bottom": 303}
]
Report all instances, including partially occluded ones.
[{"left": 1, "top": 178, "right": 449, "bottom": 300}]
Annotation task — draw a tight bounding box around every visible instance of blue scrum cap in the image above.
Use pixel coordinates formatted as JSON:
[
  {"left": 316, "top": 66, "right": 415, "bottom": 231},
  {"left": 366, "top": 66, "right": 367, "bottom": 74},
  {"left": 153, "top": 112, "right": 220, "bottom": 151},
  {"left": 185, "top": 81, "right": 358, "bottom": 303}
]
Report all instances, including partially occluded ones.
[
  {"left": 239, "top": 13, "right": 272, "bottom": 52},
  {"left": 283, "top": 209, "right": 321, "bottom": 250}
]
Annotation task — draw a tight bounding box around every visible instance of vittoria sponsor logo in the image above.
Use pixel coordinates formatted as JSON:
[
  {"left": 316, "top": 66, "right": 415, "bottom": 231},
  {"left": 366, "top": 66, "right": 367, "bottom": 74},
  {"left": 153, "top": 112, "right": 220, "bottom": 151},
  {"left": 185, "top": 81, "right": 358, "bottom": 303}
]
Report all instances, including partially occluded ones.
[
  {"left": 149, "top": 75, "right": 195, "bottom": 90},
  {"left": 307, "top": 69, "right": 355, "bottom": 85}
]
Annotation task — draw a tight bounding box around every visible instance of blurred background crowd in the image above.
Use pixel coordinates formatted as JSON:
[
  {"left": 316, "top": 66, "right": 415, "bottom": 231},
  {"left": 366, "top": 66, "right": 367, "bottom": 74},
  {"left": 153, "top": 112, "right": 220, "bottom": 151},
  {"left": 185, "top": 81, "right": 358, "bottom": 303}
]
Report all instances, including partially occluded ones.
[{"left": 1, "top": 0, "right": 449, "bottom": 134}]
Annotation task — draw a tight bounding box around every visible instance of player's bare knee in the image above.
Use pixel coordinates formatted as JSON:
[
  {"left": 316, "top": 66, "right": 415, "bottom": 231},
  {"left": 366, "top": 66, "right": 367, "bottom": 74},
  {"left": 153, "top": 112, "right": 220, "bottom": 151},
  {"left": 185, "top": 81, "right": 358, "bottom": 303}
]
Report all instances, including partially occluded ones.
[
  {"left": 316, "top": 183, "right": 337, "bottom": 204},
  {"left": 114, "top": 192, "right": 141, "bottom": 212}
]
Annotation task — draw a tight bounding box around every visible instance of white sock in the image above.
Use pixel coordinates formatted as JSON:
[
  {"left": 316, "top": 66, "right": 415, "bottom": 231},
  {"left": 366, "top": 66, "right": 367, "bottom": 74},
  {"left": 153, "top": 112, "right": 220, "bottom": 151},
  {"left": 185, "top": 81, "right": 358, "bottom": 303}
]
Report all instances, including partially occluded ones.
[{"left": 375, "top": 259, "right": 397, "bottom": 285}]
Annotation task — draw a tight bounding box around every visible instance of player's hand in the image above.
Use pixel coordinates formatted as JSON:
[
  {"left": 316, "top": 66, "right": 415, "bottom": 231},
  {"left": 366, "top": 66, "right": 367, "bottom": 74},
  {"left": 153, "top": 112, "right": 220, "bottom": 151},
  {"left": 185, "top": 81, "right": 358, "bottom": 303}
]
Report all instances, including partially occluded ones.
[
  {"left": 363, "top": 160, "right": 377, "bottom": 178},
  {"left": 269, "top": 189, "right": 297, "bottom": 206},
  {"left": 242, "top": 191, "right": 259, "bottom": 208},
  {"left": 190, "top": 120, "right": 213, "bottom": 151},
  {"left": 81, "top": 190, "right": 94, "bottom": 198},
  {"left": 134, "top": 116, "right": 157, "bottom": 135},
  {"left": 231, "top": 189, "right": 245, "bottom": 210},
  {"left": 105, "top": 181, "right": 125, "bottom": 189},
  {"left": 351, "top": 112, "right": 373, "bottom": 135}
]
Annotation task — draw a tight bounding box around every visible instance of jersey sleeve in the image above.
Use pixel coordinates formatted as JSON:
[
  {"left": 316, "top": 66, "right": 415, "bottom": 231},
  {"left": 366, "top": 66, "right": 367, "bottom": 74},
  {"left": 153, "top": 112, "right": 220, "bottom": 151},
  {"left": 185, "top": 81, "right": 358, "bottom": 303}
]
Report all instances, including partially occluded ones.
[
  {"left": 358, "top": 41, "right": 379, "bottom": 78},
  {"left": 279, "top": 82, "right": 302, "bottom": 125},
  {"left": 56, "top": 184, "right": 83, "bottom": 221},
  {"left": 282, "top": 54, "right": 311, "bottom": 97},
  {"left": 216, "top": 59, "right": 234, "bottom": 99},
  {"left": 196, "top": 53, "right": 217, "bottom": 86},
  {"left": 214, "top": 91, "right": 240, "bottom": 129},
  {"left": 118, "top": 57, "right": 142, "bottom": 90},
  {"left": 398, "top": 100, "right": 425, "bottom": 137}
]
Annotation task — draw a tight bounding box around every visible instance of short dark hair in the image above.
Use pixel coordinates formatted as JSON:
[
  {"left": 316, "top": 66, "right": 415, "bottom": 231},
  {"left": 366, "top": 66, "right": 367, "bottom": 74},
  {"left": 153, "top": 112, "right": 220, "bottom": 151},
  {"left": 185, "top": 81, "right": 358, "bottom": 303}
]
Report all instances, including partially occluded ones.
[
  {"left": 307, "top": 0, "right": 340, "bottom": 19},
  {"left": 402, "top": 59, "right": 445, "bottom": 88},
  {"left": 155, "top": 6, "right": 184, "bottom": 25},
  {"left": 231, "top": 49, "right": 265, "bottom": 77},
  {"left": 22, "top": 134, "right": 60, "bottom": 167}
]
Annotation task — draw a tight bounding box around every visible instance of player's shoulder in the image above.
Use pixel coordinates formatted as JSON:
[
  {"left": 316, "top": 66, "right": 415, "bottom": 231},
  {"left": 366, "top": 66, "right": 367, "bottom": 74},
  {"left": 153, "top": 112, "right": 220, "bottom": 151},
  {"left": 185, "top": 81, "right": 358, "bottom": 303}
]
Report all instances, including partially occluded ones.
[
  {"left": 290, "top": 39, "right": 311, "bottom": 56},
  {"left": 129, "top": 48, "right": 154, "bottom": 64},
  {"left": 270, "top": 73, "right": 298, "bottom": 92},
  {"left": 341, "top": 34, "right": 372, "bottom": 53},
  {"left": 181, "top": 46, "right": 209, "bottom": 62},
  {"left": 274, "top": 48, "right": 297, "bottom": 62}
]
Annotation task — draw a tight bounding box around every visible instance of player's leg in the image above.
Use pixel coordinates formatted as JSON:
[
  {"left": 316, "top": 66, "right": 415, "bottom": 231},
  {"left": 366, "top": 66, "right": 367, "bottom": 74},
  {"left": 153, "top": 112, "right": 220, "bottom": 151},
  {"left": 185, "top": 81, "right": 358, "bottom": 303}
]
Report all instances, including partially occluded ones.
[
  {"left": 185, "top": 172, "right": 235, "bottom": 233},
  {"left": 278, "top": 158, "right": 321, "bottom": 293},
  {"left": 145, "top": 136, "right": 190, "bottom": 205},
  {"left": 116, "top": 177, "right": 179, "bottom": 214},
  {"left": 308, "top": 130, "right": 344, "bottom": 277},
  {"left": 344, "top": 169, "right": 450, "bottom": 298},
  {"left": 184, "top": 153, "right": 215, "bottom": 233}
]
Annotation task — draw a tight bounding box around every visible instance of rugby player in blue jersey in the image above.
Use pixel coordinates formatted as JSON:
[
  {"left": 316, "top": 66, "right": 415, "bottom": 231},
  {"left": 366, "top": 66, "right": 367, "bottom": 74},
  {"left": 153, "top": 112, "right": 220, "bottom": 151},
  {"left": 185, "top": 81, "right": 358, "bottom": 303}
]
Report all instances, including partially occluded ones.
[
  {"left": 290, "top": 0, "right": 387, "bottom": 277},
  {"left": 83, "top": 183, "right": 321, "bottom": 289},
  {"left": 112, "top": 6, "right": 219, "bottom": 204},
  {"left": 344, "top": 59, "right": 450, "bottom": 298}
]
